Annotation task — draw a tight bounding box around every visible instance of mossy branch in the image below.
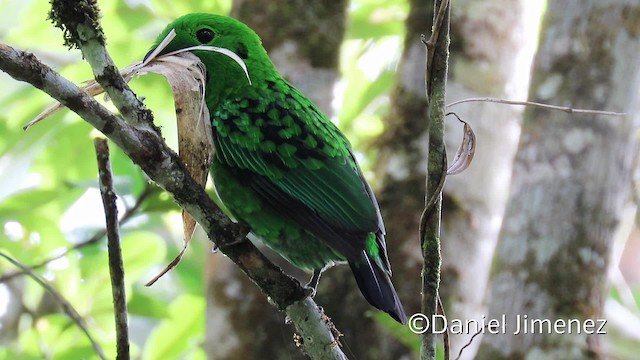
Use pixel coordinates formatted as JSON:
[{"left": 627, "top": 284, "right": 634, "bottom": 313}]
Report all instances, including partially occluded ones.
[{"left": 420, "top": 0, "right": 450, "bottom": 359}]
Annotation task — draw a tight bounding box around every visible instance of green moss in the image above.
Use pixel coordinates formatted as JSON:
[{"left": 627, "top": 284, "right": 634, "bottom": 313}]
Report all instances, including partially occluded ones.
[{"left": 48, "top": 0, "right": 104, "bottom": 49}]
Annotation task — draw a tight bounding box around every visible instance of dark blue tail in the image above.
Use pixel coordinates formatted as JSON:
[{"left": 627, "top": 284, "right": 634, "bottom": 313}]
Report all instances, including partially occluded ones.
[{"left": 349, "top": 252, "right": 406, "bottom": 324}]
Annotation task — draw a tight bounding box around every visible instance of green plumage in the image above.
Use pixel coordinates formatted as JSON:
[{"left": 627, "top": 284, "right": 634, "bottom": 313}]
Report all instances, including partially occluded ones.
[{"left": 148, "top": 13, "right": 406, "bottom": 323}]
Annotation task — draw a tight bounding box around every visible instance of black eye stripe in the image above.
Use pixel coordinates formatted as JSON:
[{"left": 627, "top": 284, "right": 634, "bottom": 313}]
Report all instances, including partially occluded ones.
[{"left": 196, "top": 28, "right": 215, "bottom": 43}]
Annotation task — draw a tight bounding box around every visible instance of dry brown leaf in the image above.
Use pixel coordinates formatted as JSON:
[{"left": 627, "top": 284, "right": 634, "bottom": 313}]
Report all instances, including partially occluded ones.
[
  {"left": 447, "top": 117, "right": 476, "bottom": 175},
  {"left": 24, "top": 80, "right": 107, "bottom": 130},
  {"left": 140, "top": 54, "right": 213, "bottom": 286}
]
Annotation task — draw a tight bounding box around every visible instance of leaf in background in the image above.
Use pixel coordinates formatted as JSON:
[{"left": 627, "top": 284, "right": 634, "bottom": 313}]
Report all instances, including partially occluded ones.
[
  {"left": 140, "top": 190, "right": 179, "bottom": 213},
  {"left": 142, "top": 294, "right": 205, "bottom": 360},
  {"left": 347, "top": 0, "right": 407, "bottom": 39},
  {"left": 120, "top": 231, "right": 167, "bottom": 281},
  {"left": 127, "top": 292, "right": 170, "bottom": 319},
  {"left": 340, "top": 69, "right": 394, "bottom": 129}
]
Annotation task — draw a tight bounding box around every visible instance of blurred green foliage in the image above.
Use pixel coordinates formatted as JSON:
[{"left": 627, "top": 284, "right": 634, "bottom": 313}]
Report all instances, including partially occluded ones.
[{"left": 0, "top": 0, "right": 411, "bottom": 358}]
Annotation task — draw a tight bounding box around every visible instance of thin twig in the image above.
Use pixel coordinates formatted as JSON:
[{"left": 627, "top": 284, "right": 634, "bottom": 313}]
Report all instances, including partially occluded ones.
[
  {"left": 422, "top": 0, "right": 450, "bottom": 101},
  {"left": 0, "top": 185, "right": 154, "bottom": 283},
  {"left": 437, "top": 294, "right": 450, "bottom": 360},
  {"left": 454, "top": 326, "right": 487, "bottom": 360},
  {"left": 94, "top": 138, "right": 130, "bottom": 360},
  {"left": 446, "top": 97, "right": 627, "bottom": 116},
  {"left": 0, "top": 251, "right": 106, "bottom": 359}
]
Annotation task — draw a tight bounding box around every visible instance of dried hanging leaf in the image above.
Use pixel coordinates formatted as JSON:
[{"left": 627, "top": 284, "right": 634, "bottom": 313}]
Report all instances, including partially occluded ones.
[
  {"left": 142, "top": 53, "right": 213, "bottom": 287},
  {"left": 447, "top": 117, "right": 476, "bottom": 175},
  {"left": 159, "top": 57, "right": 211, "bottom": 245},
  {"left": 25, "top": 80, "right": 107, "bottom": 130},
  {"left": 26, "top": 29, "right": 252, "bottom": 285}
]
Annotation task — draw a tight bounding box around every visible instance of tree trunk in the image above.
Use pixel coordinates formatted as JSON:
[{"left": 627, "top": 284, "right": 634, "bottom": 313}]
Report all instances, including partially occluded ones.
[
  {"left": 476, "top": 1, "right": 640, "bottom": 358},
  {"left": 375, "top": 0, "right": 536, "bottom": 358},
  {"left": 204, "top": 2, "right": 347, "bottom": 359},
  {"left": 440, "top": 1, "right": 540, "bottom": 358}
]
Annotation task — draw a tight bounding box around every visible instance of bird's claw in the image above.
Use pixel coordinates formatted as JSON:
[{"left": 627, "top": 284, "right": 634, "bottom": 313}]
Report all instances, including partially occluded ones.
[{"left": 304, "top": 269, "right": 323, "bottom": 298}]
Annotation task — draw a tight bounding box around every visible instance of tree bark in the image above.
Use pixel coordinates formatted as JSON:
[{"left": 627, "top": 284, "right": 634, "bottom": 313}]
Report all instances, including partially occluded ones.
[
  {"left": 439, "top": 1, "right": 538, "bottom": 358},
  {"left": 204, "top": 2, "right": 347, "bottom": 359},
  {"left": 476, "top": 1, "right": 640, "bottom": 358},
  {"left": 376, "top": 0, "right": 536, "bottom": 358}
]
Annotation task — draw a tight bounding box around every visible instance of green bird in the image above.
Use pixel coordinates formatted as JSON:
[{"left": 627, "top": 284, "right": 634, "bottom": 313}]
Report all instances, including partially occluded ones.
[{"left": 146, "top": 13, "right": 406, "bottom": 324}]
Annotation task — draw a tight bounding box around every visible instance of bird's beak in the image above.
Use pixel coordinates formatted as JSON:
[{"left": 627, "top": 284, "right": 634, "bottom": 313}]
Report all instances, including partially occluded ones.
[{"left": 142, "top": 47, "right": 157, "bottom": 63}]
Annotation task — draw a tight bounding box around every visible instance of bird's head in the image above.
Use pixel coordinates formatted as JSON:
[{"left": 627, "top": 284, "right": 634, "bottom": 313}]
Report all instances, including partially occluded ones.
[{"left": 145, "top": 14, "right": 275, "bottom": 102}]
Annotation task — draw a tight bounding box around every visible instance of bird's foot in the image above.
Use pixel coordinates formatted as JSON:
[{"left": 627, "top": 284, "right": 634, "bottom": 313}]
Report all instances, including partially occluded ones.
[
  {"left": 221, "top": 236, "right": 247, "bottom": 247},
  {"left": 304, "top": 269, "right": 323, "bottom": 298}
]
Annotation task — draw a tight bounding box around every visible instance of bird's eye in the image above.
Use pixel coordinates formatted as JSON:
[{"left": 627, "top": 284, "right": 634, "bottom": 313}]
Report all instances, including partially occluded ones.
[{"left": 196, "top": 28, "right": 215, "bottom": 43}]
